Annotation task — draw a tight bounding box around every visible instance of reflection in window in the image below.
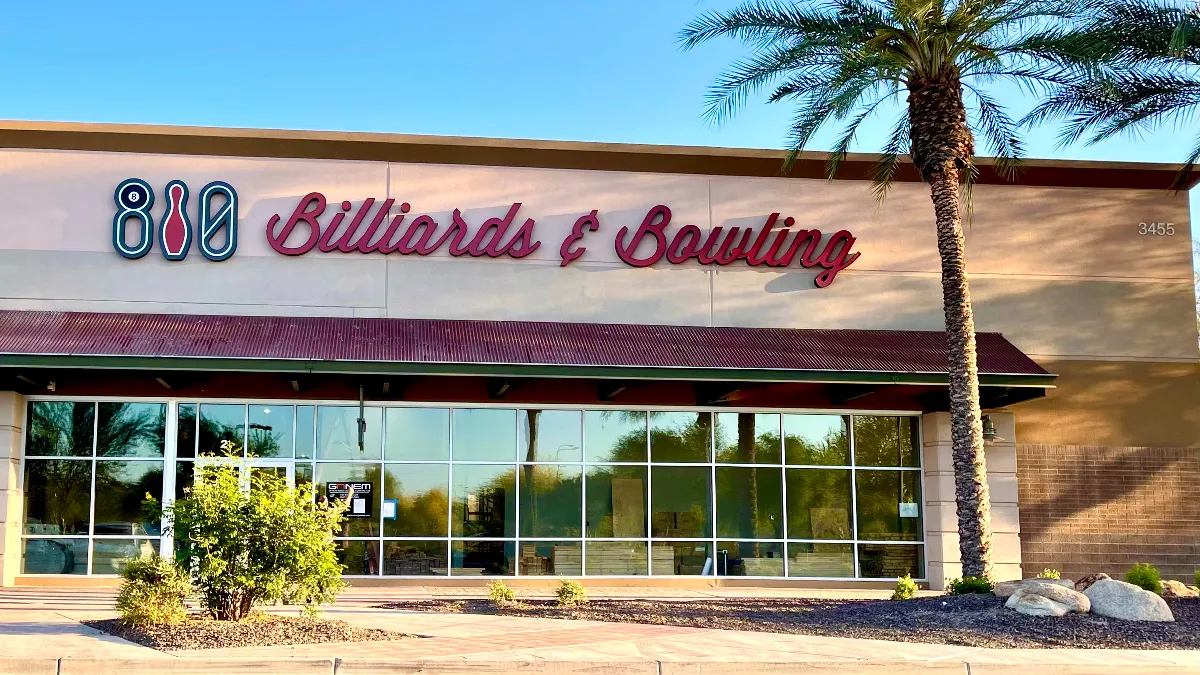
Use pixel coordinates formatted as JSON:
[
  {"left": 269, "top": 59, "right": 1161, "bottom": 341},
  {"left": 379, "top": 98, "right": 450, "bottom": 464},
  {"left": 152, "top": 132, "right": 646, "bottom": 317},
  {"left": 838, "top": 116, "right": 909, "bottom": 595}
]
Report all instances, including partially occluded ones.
[
  {"left": 383, "top": 540, "right": 448, "bottom": 576},
  {"left": 22, "top": 538, "right": 87, "bottom": 574},
  {"left": 651, "top": 466, "right": 711, "bottom": 538},
  {"left": 784, "top": 415, "right": 849, "bottom": 465},
  {"left": 518, "top": 541, "right": 582, "bottom": 576},
  {"left": 519, "top": 464, "right": 582, "bottom": 537},
  {"left": 248, "top": 405, "right": 293, "bottom": 458},
  {"left": 316, "top": 463, "right": 382, "bottom": 537},
  {"left": 26, "top": 402, "right": 94, "bottom": 457},
  {"left": 651, "top": 541, "right": 712, "bottom": 575},
  {"left": 717, "top": 541, "right": 783, "bottom": 577},
  {"left": 786, "top": 469, "right": 853, "bottom": 540},
  {"left": 452, "top": 409, "right": 516, "bottom": 461},
  {"left": 519, "top": 410, "right": 582, "bottom": 462},
  {"left": 715, "top": 413, "right": 781, "bottom": 464},
  {"left": 383, "top": 464, "right": 449, "bottom": 537},
  {"left": 452, "top": 540, "right": 513, "bottom": 576},
  {"left": 788, "top": 542, "right": 854, "bottom": 577},
  {"left": 97, "top": 403, "right": 165, "bottom": 457},
  {"left": 317, "top": 406, "right": 382, "bottom": 460},
  {"left": 585, "top": 465, "right": 646, "bottom": 538},
  {"left": 854, "top": 416, "right": 921, "bottom": 467},
  {"left": 855, "top": 470, "right": 923, "bottom": 541},
  {"left": 650, "top": 412, "right": 711, "bottom": 462},
  {"left": 452, "top": 464, "right": 515, "bottom": 537},
  {"left": 335, "top": 539, "right": 379, "bottom": 576},
  {"left": 23, "top": 459, "right": 92, "bottom": 535},
  {"left": 716, "top": 466, "right": 782, "bottom": 539},
  {"left": 584, "top": 410, "right": 646, "bottom": 462},
  {"left": 177, "top": 404, "right": 197, "bottom": 459},
  {"left": 92, "top": 538, "right": 159, "bottom": 575},
  {"left": 385, "top": 408, "right": 449, "bottom": 460},
  {"left": 94, "top": 461, "right": 163, "bottom": 535},
  {"left": 198, "top": 404, "right": 245, "bottom": 456},
  {"left": 296, "top": 406, "right": 315, "bottom": 459},
  {"left": 586, "top": 541, "right": 647, "bottom": 575},
  {"left": 858, "top": 544, "right": 924, "bottom": 578}
]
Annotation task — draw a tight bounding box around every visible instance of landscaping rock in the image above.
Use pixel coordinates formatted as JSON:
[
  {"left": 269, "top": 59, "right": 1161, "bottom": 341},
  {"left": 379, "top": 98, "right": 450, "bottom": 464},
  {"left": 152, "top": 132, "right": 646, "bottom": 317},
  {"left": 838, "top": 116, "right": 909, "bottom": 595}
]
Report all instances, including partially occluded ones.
[
  {"left": 1083, "top": 579, "right": 1175, "bottom": 622},
  {"left": 1075, "top": 573, "right": 1110, "bottom": 592},
  {"left": 1005, "top": 581, "right": 1090, "bottom": 616},
  {"left": 1162, "top": 580, "right": 1199, "bottom": 598},
  {"left": 994, "top": 577, "right": 1076, "bottom": 598}
]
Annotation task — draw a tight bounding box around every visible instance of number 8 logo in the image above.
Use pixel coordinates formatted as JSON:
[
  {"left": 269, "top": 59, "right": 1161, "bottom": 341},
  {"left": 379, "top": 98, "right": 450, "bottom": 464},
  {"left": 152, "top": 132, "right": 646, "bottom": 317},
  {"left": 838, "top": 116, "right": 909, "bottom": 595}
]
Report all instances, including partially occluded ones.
[{"left": 113, "top": 179, "right": 155, "bottom": 259}]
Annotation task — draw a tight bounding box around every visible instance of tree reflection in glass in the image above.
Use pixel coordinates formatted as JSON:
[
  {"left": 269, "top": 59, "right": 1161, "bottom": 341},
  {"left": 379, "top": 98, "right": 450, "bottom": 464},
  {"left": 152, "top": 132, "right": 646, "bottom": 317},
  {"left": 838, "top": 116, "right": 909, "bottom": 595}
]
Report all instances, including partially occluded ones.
[
  {"left": 784, "top": 415, "right": 850, "bottom": 465},
  {"left": 97, "top": 403, "right": 165, "bottom": 457},
  {"left": 26, "top": 402, "right": 94, "bottom": 457}
]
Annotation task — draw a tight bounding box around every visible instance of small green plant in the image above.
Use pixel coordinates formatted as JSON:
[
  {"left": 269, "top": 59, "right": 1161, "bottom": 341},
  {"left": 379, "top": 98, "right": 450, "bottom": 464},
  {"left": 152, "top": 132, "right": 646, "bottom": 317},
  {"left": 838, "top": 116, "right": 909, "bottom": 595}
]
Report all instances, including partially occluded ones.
[
  {"left": 1194, "top": 570, "right": 1199, "bottom": 589},
  {"left": 891, "top": 573, "right": 917, "bottom": 600},
  {"left": 115, "top": 553, "right": 191, "bottom": 626},
  {"left": 1036, "top": 568, "right": 1061, "bottom": 580},
  {"left": 948, "top": 576, "right": 995, "bottom": 595},
  {"left": 1125, "top": 563, "right": 1163, "bottom": 594},
  {"left": 487, "top": 579, "right": 515, "bottom": 606},
  {"left": 556, "top": 578, "right": 588, "bottom": 607}
]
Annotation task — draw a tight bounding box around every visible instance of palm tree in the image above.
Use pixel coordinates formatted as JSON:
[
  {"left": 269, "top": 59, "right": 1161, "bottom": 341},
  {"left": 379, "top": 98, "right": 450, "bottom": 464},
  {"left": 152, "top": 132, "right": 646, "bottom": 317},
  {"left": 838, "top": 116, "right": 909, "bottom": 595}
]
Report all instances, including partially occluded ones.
[
  {"left": 1024, "top": 0, "right": 1200, "bottom": 188},
  {"left": 680, "top": 0, "right": 1091, "bottom": 579}
]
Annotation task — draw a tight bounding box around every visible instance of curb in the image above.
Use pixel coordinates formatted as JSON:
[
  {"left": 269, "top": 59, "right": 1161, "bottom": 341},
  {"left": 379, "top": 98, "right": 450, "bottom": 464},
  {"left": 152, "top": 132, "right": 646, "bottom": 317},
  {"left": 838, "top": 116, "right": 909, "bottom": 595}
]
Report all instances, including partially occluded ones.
[{"left": 0, "top": 659, "right": 1196, "bottom": 675}]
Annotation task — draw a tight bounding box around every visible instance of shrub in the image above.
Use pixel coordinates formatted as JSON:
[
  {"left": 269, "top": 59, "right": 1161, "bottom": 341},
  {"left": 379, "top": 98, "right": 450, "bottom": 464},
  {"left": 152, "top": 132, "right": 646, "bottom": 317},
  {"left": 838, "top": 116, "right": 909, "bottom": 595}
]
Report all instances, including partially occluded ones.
[
  {"left": 556, "top": 579, "right": 588, "bottom": 607},
  {"left": 487, "top": 579, "right": 515, "bottom": 607},
  {"left": 1036, "top": 568, "right": 1061, "bottom": 580},
  {"left": 891, "top": 573, "right": 917, "bottom": 601},
  {"left": 166, "top": 442, "right": 348, "bottom": 621},
  {"left": 1125, "top": 563, "right": 1163, "bottom": 595},
  {"left": 115, "top": 553, "right": 191, "bottom": 626},
  {"left": 948, "top": 576, "right": 995, "bottom": 595}
]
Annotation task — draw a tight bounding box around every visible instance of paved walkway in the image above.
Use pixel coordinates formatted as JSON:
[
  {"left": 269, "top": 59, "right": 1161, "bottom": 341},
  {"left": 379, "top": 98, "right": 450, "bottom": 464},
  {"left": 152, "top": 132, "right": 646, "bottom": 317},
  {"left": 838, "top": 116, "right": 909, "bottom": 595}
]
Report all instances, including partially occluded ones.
[{"left": 1, "top": 588, "right": 1199, "bottom": 673}]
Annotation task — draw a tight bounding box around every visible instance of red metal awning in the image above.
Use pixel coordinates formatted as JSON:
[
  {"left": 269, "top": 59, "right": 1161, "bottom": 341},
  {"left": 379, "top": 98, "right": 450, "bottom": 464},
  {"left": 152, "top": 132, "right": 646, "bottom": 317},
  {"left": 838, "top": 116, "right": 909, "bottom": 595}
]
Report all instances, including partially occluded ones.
[{"left": 0, "top": 310, "right": 1050, "bottom": 384}]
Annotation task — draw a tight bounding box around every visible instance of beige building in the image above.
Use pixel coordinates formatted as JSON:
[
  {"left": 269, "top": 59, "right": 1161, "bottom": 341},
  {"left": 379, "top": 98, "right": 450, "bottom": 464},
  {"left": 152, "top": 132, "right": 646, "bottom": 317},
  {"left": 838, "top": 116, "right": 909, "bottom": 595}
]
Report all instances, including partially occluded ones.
[{"left": 0, "top": 121, "right": 1195, "bottom": 588}]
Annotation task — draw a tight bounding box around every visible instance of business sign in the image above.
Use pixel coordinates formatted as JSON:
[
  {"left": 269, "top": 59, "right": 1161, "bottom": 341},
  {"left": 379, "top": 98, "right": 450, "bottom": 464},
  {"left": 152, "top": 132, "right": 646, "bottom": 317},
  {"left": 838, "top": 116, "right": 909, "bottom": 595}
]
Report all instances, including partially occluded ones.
[
  {"left": 112, "top": 180, "right": 860, "bottom": 287},
  {"left": 326, "top": 481, "right": 373, "bottom": 518}
]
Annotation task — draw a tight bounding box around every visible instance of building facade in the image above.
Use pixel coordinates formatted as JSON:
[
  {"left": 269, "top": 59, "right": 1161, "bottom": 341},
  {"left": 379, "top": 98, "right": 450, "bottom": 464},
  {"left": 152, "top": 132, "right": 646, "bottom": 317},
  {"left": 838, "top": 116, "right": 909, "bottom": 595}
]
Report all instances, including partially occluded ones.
[{"left": 0, "top": 122, "right": 1195, "bottom": 588}]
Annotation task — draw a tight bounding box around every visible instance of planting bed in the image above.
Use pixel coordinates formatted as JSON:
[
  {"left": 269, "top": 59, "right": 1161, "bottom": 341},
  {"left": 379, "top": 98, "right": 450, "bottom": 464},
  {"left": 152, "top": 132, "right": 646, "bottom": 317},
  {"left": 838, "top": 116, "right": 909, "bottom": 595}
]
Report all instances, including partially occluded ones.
[{"left": 86, "top": 613, "right": 410, "bottom": 651}]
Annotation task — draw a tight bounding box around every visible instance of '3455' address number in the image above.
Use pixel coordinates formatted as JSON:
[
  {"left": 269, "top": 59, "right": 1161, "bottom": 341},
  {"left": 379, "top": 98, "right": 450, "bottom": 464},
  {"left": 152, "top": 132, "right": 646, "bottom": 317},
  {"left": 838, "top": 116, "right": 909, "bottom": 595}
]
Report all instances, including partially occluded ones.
[{"left": 1139, "top": 222, "right": 1175, "bottom": 235}]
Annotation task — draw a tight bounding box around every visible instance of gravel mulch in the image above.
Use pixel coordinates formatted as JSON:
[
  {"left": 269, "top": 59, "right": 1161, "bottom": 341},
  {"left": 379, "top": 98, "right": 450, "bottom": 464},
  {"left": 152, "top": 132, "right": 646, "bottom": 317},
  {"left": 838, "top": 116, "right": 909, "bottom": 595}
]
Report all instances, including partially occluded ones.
[
  {"left": 377, "top": 595, "right": 1200, "bottom": 650},
  {"left": 85, "top": 613, "right": 411, "bottom": 651}
]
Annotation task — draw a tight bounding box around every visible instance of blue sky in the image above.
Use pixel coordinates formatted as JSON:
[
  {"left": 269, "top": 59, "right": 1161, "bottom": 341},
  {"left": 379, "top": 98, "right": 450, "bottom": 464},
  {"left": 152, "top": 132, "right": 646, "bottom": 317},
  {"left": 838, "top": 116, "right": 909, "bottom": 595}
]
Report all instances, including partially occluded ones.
[{"left": 0, "top": 1, "right": 1191, "bottom": 166}]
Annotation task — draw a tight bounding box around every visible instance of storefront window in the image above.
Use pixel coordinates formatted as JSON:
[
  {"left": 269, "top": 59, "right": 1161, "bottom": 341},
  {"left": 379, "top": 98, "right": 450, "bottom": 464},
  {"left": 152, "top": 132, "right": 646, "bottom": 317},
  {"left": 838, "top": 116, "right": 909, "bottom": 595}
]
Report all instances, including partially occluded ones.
[
  {"left": 452, "top": 464, "right": 516, "bottom": 537},
  {"left": 584, "top": 410, "right": 646, "bottom": 462},
  {"left": 385, "top": 408, "right": 449, "bottom": 461},
  {"left": 248, "top": 405, "right": 292, "bottom": 458},
  {"left": 715, "top": 413, "right": 781, "bottom": 464},
  {"left": 383, "top": 463, "right": 449, "bottom": 537},
  {"left": 21, "top": 400, "right": 925, "bottom": 580}
]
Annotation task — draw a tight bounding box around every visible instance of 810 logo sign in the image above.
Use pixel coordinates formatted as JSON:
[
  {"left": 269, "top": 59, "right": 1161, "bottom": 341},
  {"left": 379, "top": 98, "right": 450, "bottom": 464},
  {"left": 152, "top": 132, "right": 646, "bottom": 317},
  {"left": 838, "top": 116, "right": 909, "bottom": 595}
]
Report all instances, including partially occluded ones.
[{"left": 113, "top": 179, "right": 239, "bottom": 261}]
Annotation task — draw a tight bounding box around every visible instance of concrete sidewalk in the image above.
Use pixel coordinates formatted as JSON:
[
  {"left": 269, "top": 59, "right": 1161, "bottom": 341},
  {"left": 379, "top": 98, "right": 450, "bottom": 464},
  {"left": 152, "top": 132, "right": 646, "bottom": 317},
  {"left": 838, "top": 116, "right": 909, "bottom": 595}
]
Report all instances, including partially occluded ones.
[{"left": 1, "top": 588, "right": 1199, "bottom": 674}]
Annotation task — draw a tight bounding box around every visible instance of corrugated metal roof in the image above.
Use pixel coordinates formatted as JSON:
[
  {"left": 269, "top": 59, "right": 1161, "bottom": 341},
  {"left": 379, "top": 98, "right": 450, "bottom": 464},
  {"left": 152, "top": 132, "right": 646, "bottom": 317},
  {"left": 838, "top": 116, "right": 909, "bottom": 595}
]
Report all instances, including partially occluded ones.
[{"left": 0, "top": 310, "right": 1049, "bottom": 377}]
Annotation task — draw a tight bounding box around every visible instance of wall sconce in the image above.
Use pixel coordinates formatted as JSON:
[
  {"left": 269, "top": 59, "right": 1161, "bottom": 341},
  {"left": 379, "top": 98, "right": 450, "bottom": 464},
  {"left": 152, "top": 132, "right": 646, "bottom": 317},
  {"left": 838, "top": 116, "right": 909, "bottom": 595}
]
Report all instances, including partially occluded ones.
[{"left": 982, "top": 414, "right": 997, "bottom": 442}]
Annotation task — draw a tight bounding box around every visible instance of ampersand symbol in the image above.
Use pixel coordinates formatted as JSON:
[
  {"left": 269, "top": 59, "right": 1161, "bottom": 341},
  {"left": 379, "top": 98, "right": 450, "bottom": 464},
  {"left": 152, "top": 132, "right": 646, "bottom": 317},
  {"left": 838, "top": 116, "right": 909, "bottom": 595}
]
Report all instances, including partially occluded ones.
[{"left": 559, "top": 210, "right": 600, "bottom": 267}]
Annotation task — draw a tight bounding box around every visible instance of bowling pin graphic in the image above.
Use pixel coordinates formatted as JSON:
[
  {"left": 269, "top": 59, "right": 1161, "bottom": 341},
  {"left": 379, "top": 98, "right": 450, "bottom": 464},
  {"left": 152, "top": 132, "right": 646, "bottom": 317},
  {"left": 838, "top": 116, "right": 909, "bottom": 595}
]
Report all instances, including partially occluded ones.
[{"left": 159, "top": 180, "right": 193, "bottom": 260}]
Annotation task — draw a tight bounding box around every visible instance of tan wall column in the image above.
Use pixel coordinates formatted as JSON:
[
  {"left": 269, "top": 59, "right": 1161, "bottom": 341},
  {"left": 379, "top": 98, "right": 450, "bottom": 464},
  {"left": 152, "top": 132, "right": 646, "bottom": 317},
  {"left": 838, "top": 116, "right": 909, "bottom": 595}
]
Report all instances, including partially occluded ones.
[
  {"left": 0, "top": 391, "right": 24, "bottom": 586},
  {"left": 922, "top": 411, "right": 1022, "bottom": 590}
]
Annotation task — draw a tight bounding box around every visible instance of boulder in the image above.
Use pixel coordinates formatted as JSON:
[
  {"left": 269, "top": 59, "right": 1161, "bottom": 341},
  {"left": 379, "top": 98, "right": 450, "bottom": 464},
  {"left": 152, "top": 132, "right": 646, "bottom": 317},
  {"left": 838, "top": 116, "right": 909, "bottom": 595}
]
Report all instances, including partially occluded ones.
[
  {"left": 1005, "top": 581, "right": 1091, "bottom": 615},
  {"left": 994, "top": 577, "right": 1076, "bottom": 598},
  {"left": 1075, "top": 573, "right": 1110, "bottom": 592},
  {"left": 1008, "top": 592, "right": 1069, "bottom": 617},
  {"left": 1083, "top": 578, "right": 1175, "bottom": 622},
  {"left": 1162, "top": 580, "right": 1199, "bottom": 598}
]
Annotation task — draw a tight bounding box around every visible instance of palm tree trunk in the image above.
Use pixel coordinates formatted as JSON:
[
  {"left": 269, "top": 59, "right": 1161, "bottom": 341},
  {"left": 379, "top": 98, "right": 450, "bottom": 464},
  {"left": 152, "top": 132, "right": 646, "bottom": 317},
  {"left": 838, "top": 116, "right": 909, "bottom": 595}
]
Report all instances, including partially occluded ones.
[{"left": 927, "top": 161, "right": 993, "bottom": 580}]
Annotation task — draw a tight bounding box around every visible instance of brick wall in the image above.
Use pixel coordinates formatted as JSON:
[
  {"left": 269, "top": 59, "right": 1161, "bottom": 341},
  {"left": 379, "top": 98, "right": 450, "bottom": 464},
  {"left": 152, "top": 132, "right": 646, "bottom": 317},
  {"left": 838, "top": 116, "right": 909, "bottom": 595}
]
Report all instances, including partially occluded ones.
[{"left": 1017, "top": 444, "right": 1200, "bottom": 581}]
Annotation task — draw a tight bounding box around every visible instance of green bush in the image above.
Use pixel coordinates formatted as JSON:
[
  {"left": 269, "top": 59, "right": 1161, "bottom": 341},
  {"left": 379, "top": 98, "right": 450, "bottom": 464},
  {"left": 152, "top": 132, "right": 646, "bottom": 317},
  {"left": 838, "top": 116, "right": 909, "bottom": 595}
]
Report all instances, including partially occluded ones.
[
  {"left": 166, "top": 441, "right": 348, "bottom": 621},
  {"left": 948, "top": 576, "right": 995, "bottom": 595},
  {"left": 115, "top": 553, "right": 191, "bottom": 626},
  {"left": 1036, "top": 568, "right": 1061, "bottom": 580},
  {"left": 1124, "top": 562, "right": 1163, "bottom": 594},
  {"left": 487, "top": 579, "right": 515, "bottom": 606},
  {"left": 891, "top": 573, "right": 917, "bottom": 601},
  {"left": 556, "top": 579, "right": 588, "bottom": 607}
]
